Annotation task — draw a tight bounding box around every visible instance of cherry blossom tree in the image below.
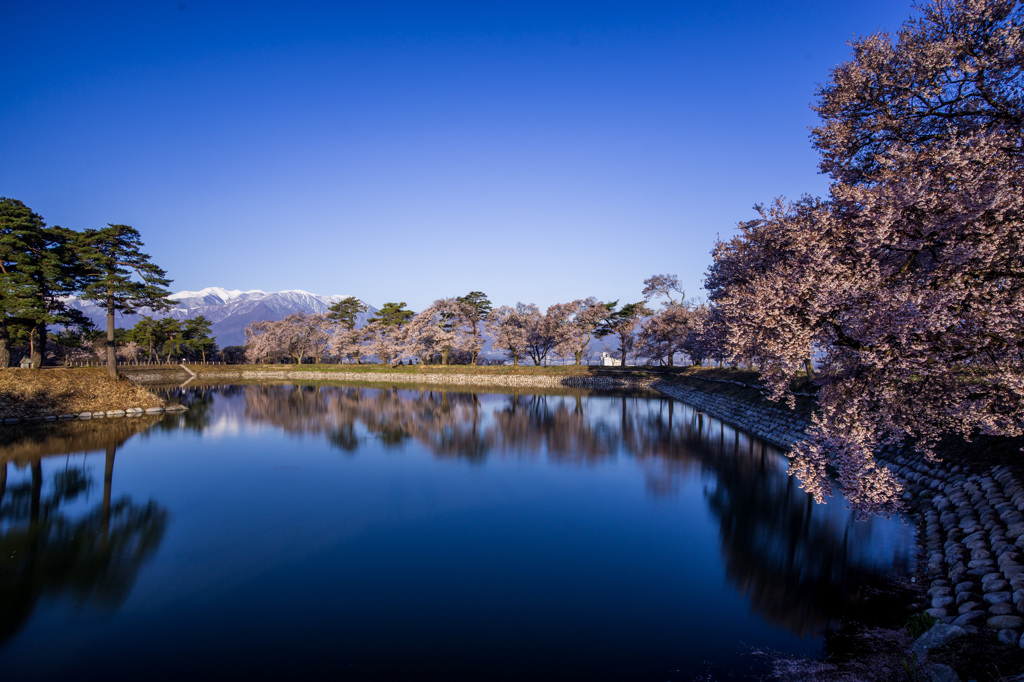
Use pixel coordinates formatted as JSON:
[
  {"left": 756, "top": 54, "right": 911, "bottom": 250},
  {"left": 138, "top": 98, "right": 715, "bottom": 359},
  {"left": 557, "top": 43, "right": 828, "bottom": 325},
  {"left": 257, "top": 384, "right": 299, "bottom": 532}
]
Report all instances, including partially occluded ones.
[
  {"left": 244, "top": 319, "right": 284, "bottom": 364},
  {"left": 405, "top": 298, "right": 471, "bottom": 365},
  {"left": 706, "top": 0, "right": 1024, "bottom": 513},
  {"left": 329, "top": 327, "right": 365, "bottom": 364},
  {"left": 706, "top": 197, "right": 829, "bottom": 384},
  {"left": 363, "top": 320, "right": 408, "bottom": 366},
  {"left": 487, "top": 304, "right": 532, "bottom": 366},
  {"left": 637, "top": 303, "right": 694, "bottom": 366},
  {"left": 547, "top": 298, "right": 611, "bottom": 365},
  {"left": 639, "top": 273, "right": 694, "bottom": 366},
  {"left": 642, "top": 274, "right": 685, "bottom": 306},
  {"left": 521, "top": 304, "right": 555, "bottom": 366}
]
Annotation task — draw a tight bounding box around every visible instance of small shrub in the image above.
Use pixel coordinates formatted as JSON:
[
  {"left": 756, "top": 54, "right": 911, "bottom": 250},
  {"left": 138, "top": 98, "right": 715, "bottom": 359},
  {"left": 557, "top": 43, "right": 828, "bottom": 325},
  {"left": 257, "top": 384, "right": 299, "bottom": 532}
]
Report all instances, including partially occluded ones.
[{"left": 904, "top": 613, "right": 937, "bottom": 638}]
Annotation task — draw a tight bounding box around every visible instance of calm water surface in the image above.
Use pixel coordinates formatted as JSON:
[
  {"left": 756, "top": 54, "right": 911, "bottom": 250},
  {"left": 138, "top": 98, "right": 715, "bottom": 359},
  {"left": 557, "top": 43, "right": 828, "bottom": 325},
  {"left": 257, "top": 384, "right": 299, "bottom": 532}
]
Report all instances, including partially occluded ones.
[{"left": 0, "top": 384, "right": 915, "bottom": 681}]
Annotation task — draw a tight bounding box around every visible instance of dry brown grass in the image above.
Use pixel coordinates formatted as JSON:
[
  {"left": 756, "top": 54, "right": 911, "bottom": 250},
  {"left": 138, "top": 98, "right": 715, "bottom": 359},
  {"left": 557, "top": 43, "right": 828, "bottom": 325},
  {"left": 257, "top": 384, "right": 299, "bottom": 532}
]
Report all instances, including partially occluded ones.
[{"left": 0, "top": 368, "right": 165, "bottom": 419}]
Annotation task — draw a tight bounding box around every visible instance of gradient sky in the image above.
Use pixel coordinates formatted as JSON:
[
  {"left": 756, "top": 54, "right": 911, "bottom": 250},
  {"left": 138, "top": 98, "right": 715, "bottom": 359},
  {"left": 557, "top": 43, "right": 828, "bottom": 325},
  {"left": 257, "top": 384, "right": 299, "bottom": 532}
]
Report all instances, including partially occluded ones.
[{"left": 2, "top": 1, "right": 915, "bottom": 311}]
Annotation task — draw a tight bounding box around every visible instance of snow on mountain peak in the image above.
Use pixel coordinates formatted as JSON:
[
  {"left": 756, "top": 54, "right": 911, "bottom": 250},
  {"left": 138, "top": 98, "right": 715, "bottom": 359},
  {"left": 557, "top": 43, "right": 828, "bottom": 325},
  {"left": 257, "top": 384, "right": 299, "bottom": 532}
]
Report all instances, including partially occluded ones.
[
  {"left": 171, "top": 287, "right": 255, "bottom": 302},
  {"left": 170, "top": 287, "right": 351, "bottom": 304}
]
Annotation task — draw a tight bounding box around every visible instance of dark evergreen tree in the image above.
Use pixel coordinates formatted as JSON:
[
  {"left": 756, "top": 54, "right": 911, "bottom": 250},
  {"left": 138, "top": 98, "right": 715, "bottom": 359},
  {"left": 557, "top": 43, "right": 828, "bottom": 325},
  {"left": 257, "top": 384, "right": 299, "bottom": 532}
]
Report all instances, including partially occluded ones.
[
  {"left": 0, "top": 198, "right": 86, "bottom": 367},
  {"left": 367, "top": 301, "right": 414, "bottom": 327},
  {"left": 456, "top": 291, "right": 492, "bottom": 364},
  {"left": 326, "top": 296, "right": 368, "bottom": 330},
  {"left": 77, "top": 224, "right": 173, "bottom": 376}
]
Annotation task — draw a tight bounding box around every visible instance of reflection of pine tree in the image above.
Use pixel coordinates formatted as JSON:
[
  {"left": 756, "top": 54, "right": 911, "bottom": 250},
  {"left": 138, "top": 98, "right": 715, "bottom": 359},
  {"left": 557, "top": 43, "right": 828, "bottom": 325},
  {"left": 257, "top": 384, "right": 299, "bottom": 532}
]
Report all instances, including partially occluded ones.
[{"left": 0, "top": 421, "right": 169, "bottom": 648}]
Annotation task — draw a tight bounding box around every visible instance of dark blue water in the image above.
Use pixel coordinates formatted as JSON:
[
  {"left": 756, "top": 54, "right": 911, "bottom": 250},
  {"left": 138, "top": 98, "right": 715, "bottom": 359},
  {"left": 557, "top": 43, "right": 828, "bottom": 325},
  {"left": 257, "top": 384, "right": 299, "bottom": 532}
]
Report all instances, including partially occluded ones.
[{"left": 0, "top": 384, "right": 914, "bottom": 681}]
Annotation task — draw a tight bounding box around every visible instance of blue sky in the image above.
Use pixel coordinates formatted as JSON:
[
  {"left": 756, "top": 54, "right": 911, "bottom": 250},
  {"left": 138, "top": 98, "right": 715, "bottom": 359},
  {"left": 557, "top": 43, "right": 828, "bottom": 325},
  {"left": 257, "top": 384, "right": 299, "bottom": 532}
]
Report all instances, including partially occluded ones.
[{"left": 2, "top": 1, "right": 914, "bottom": 311}]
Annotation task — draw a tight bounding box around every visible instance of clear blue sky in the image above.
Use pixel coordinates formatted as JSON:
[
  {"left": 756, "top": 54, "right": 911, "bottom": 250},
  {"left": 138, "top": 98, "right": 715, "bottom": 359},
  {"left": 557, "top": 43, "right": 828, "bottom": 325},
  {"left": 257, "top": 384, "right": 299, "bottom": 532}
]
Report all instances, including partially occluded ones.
[{"left": 2, "top": 1, "right": 914, "bottom": 311}]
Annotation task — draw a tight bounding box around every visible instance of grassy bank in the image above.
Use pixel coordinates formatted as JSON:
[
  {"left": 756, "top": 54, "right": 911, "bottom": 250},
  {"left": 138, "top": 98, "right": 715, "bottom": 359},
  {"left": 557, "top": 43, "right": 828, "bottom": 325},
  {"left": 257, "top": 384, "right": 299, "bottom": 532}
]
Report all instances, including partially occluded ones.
[{"left": 0, "top": 368, "right": 166, "bottom": 420}]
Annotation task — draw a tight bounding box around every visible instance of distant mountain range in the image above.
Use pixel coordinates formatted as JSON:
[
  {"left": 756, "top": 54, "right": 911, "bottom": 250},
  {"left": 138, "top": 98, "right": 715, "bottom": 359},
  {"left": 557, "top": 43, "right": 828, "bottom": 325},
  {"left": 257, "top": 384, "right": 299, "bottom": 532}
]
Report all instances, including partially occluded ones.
[{"left": 64, "top": 287, "right": 377, "bottom": 347}]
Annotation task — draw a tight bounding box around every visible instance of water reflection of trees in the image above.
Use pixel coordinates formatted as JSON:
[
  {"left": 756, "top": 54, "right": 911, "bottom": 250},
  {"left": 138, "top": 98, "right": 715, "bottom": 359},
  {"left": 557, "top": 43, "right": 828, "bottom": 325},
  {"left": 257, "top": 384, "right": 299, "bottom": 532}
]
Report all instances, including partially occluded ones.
[
  {"left": 0, "top": 419, "right": 169, "bottom": 648},
  {"left": 236, "top": 384, "right": 912, "bottom": 638}
]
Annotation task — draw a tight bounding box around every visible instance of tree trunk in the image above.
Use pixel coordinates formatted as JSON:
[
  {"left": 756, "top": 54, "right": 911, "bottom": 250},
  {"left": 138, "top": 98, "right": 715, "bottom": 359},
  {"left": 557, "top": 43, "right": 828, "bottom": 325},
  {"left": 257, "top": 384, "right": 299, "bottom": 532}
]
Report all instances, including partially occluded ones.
[
  {"left": 575, "top": 351, "right": 583, "bottom": 365},
  {"left": 106, "top": 290, "right": 117, "bottom": 377},
  {"left": 30, "top": 461, "right": 42, "bottom": 528},
  {"left": 30, "top": 319, "right": 46, "bottom": 368},
  {"left": 804, "top": 357, "right": 816, "bottom": 381},
  {"left": 0, "top": 320, "right": 9, "bottom": 367},
  {"left": 103, "top": 444, "right": 115, "bottom": 540}
]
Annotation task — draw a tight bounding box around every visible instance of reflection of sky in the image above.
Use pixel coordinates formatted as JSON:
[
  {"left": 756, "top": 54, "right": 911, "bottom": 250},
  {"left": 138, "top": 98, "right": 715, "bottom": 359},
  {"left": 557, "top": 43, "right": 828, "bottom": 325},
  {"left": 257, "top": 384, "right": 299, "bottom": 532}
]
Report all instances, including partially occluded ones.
[{"left": 0, "top": 385, "right": 917, "bottom": 680}]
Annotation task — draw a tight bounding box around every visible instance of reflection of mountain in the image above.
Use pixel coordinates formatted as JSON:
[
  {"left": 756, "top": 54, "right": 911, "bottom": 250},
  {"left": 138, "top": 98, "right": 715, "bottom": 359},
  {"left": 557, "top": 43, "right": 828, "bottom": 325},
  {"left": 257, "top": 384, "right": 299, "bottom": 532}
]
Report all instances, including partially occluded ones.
[
  {"left": 0, "top": 420, "right": 169, "bottom": 647},
  {"left": 234, "top": 383, "right": 912, "bottom": 638}
]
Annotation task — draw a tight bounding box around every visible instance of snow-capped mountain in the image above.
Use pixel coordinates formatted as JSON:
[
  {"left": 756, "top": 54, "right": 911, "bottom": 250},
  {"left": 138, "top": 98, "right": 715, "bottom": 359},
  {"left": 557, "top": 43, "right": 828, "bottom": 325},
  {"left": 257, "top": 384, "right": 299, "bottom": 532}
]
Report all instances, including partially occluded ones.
[{"left": 64, "top": 287, "right": 377, "bottom": 347}]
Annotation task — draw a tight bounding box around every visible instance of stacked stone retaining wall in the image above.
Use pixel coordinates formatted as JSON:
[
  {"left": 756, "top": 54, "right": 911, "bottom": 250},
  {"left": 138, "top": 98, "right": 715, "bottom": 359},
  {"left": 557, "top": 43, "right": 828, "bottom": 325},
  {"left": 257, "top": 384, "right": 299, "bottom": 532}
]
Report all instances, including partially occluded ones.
[{"left": 650, "top": 380, "right": 809, "bottom": 450}]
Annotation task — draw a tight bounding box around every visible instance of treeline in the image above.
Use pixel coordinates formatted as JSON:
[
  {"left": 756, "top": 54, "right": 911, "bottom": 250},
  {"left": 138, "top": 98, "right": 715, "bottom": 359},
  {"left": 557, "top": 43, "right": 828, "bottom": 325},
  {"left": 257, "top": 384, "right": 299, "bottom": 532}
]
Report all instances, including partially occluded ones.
[
  {"left": 0, "top": 198, "right": 209, "bottom": 375},
  {"left": 697, "top": 0, "right": 1024, "bottom": 512},
  {"left": 52, "top": 315, "right": 218, "bottom": 366},
  {"left": 241, "top": 276, "right": 722, "bottom": 368}
]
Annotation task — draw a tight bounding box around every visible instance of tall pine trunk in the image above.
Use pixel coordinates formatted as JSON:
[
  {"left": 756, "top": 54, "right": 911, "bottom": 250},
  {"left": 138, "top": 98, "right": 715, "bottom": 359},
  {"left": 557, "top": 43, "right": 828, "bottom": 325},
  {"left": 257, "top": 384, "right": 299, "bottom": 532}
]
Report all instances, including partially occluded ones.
[
  {"left": 0, "top": 320, "right": 9, "bottom": 367},
  {"left": 30, "top": 320, "right": 46, "bottom": 368},
  {"left": 106, "top": 290, "right": 117, "bottom": 377}
]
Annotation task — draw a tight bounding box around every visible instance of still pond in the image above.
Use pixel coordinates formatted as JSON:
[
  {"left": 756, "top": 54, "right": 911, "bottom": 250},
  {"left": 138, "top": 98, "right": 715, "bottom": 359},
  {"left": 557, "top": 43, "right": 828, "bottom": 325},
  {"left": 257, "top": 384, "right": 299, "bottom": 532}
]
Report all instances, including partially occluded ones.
[{"left": 0, "top": 383, "right": 915, "bottom": 680}]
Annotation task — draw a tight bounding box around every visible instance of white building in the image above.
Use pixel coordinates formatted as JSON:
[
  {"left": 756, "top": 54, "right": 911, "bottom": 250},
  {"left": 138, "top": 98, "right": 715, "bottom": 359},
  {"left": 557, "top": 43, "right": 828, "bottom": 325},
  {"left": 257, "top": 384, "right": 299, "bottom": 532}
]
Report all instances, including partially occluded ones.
[{"left": 600, "top": 352, "right": 622, "bottom": 367}]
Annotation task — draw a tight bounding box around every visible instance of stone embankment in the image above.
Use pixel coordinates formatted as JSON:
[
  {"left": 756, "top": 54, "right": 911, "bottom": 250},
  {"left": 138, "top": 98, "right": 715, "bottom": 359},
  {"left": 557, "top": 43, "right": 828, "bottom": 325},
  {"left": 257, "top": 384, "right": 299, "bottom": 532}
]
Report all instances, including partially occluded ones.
[
  {"left": 651, "top": 380, "right": 808, "bottom": 450},
  {"left": 125, "top": 367, "right": 657, "bottom": 390},
  {"left": 652, "top": 378, "right": 1024, "bottom": 653},
  {"left": 1, "top": 404, "right": 187, "bottom": 425},
  {"left": 882, "top": 445, "right": 1024, "bottom": 649}
]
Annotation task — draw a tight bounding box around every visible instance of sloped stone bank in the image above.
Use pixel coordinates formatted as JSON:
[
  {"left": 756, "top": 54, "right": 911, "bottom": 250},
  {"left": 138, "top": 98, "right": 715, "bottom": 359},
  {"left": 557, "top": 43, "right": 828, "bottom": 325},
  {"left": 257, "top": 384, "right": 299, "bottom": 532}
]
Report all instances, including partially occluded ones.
[
  {"left": 883, "top": 445, "right": 1024, "bottom": 648},
  {"left": 650, "top": 380, "right": 809, "bottom": 449},
  {"left": 651, "top": 378, "right": 1024, "bottom": 651}
]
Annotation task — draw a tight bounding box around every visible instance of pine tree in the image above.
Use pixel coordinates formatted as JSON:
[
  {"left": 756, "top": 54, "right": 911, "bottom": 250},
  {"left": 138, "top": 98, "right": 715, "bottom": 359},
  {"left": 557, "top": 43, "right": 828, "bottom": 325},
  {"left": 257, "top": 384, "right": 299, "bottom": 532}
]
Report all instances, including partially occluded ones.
[{"left": 77, "top": 224, "right": 173, "bottom": 376}]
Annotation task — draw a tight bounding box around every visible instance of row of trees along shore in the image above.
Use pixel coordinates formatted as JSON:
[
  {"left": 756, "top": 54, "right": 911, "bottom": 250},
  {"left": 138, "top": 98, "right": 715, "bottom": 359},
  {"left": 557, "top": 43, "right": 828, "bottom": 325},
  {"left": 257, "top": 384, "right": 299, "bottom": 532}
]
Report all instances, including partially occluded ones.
[
  {"left": 702, "top": 0, "right": 1024, "bottom": 513},
  {"left": 0, "top": 199, "right": 175, "bottom": 376},
  {"left": 241, "top": 275, "right": 714, "bottom": 369}
]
